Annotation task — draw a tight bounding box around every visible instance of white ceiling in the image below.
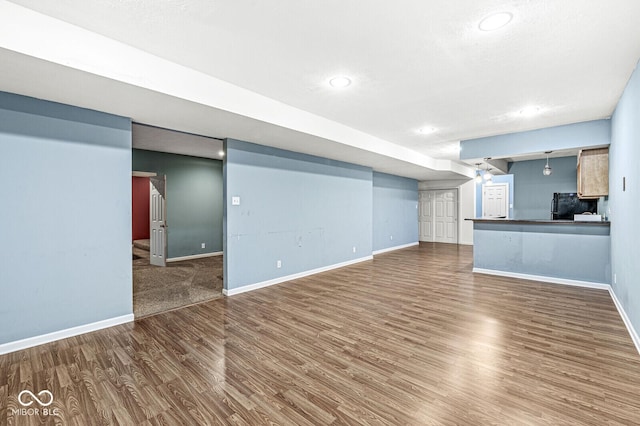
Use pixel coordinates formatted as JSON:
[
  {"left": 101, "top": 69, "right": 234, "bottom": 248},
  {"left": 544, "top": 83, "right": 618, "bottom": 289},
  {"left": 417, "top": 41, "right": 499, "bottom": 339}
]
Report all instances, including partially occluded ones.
[{"left": 1, "top": 1, "right": 640, "bottom": 180}]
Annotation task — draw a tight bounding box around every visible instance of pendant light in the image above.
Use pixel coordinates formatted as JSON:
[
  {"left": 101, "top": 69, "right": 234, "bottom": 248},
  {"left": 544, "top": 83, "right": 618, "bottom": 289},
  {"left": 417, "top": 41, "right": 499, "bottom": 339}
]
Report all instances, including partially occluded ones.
[
  {"left": 543, "top": 151, "right": 553, "bottom": 176},
  {"left": 483, "top": 158, "right": 493, "bottom": 181},
  {"left": 474, "top": 163, "right": 483, "bottom": 183},
  {"left": 484, "top": 167, "right": 493, "bottom": 182}
]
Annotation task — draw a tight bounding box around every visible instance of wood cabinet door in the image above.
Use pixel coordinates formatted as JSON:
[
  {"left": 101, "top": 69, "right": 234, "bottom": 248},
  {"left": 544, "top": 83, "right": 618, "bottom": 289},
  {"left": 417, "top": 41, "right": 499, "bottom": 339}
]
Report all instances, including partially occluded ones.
[{"left": 578, "top": 148, "right": 608, "bottom": 199}]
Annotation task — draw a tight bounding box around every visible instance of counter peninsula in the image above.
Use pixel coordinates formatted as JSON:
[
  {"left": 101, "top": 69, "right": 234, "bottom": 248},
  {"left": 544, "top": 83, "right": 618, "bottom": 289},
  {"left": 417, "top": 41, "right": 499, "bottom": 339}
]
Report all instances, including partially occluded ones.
[{"left": 467, "top": 218, "right": 610, "bottom": 286}]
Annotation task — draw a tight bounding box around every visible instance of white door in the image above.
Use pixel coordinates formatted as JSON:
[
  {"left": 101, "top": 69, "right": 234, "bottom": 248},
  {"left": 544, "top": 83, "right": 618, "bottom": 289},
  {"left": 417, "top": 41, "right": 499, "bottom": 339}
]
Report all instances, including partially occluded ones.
[
  {"left": 419, "top": 191, "right": 433, "bottom": 241},
  {"left": 419, "top": 189, "right": 458, "bottom": 243},
  {"left": 434, "top": 190, "right": 458, "bottom": 244},
  {"left": 482, "top": 183, "right": 509, "bottom": 218},
  {"left": 150, "top": 176, "right": 167, "bottom": 267}
]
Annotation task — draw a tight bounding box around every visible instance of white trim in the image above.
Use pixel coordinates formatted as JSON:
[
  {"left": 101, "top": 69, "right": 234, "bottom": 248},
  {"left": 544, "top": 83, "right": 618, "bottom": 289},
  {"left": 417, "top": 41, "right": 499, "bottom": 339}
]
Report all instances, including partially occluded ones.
[
  {"left": 472, "top": 268, "right": 610, "bottom": 290},
  {"left": 373, "top": 242, "right": 419, "bottom": 255},
  {"left": 223, "top": 256, "right": 373, "bottom": 296},
  {"left": 167, "top": 251, "right": 223, "bottom": 262},
  {"left": 0, "top": 314, "right": 134, "bottom": 355},
  {"left": 473, "top": 268, "right": 640, "bottom": 356},
  {"left": 608, "top": 287, "right": 640, "bottom": 355},
  {"left": 132, "top": 171, "right": 157, "bottom": 177}
]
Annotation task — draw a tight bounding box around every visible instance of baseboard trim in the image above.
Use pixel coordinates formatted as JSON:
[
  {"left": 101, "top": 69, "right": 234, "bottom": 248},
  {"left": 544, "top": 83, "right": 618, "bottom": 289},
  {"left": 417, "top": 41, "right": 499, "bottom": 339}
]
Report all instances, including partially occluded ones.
[
  {"left": 372, "top": 242, "right": 419, "bottom": 255},
  {"left": 0, "top": 314, "right": 134, "bottom": 355},
  {"left": 472, "top": 268, "right": 610, "bottom": 290},
  {"left": 473, "top": 267, "right": 640, "bottom": 356},
  {"left": 608, "top": 287, "right": 640, "bottom": 356},
  {"left": 223, "top": 255, "right": 373, "bottom": 296},
  {"left": 167, "top": 251, "right": 223, "bottom": 262}
]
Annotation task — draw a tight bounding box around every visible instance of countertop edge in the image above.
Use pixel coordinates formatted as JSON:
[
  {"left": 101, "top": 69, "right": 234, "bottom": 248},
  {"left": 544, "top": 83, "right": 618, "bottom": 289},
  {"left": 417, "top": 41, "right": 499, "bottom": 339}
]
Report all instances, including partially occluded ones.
[{"left": 465, "top": 218, "right": 610, "bottom": 226}]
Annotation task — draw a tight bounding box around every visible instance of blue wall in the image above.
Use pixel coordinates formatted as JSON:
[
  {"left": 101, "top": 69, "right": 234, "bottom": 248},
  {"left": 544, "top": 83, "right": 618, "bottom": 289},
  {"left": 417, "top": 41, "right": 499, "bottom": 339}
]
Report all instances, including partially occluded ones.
[
  {"left": 508, "top": 156, "right": 578, "bottom": 219},
  {"left": 0, "top": 92, "right": 132, "bottom": 345},
  {"left": 610, "top": 60, "right": 640, "bottom": 336},
  {"left": 474, "top": 222, "right": 610, "bottom": 284},
  {"left": 132, "top": 149, "right": 223, "bottom": 258},
  {"left": 224, "top": 139, "right": 373, "bottom": 291},
  {"left": 475, "top": 174, "right": 514, "bottom": 218},
  {"left": 461, "top": 120, "right": 610, "bottom": 160},
  {"left": 372, "top": 172, "right": 418, "bottom": 251}
]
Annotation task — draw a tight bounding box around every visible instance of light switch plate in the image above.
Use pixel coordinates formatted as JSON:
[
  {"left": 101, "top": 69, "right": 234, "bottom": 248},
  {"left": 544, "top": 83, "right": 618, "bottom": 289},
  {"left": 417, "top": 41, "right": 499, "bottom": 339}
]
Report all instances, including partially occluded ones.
[{"left": 232, "top": 196, "right": 240, "bottom": 206}]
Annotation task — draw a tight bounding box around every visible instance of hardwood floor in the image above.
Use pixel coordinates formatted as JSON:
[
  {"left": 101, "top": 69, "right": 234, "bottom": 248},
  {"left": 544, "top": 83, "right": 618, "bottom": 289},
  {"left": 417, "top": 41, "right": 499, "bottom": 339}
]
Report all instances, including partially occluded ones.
[{"left": 2, "top": 243, "right": 639, "bottom": 425}]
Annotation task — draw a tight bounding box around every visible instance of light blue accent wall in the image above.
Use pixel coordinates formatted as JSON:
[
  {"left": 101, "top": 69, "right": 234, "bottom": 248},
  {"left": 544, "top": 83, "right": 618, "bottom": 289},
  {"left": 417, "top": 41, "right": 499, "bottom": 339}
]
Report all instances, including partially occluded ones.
[
  {"left": 132, "top": 149, "right": 223, "bottom": 257},
  {"left": 0, "top": 91, "right": 132, "bottom": 345},
  {"left": 372, "top": 172, "right": 418, "bottom": 251},
  {"left": 461, "top": 120, "right": 610, "bottom": 160},
  {"left": 610, "top": 60, "right": 640, "bottom": 334},
  {"left": 508, "top": 156, "right": 578, "bottom": 219},
  {"left": 224, "top": 139, "right": 373, "bottom": 290},
  {"left": 474, "top": 222, "right": 611, "bottom": 284},
  {"left": 475, "top": 175, "right": 514, "bottom": 218}
]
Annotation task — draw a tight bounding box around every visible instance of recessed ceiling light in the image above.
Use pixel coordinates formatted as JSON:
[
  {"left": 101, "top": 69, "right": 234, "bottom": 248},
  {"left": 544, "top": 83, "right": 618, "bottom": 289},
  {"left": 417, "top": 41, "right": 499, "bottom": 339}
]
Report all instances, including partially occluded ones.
[
  {"left": 519, "top": 106, "right": 541, "bottom": 117},
  {"left": 417, "top": 127, "right": 436, "bottom": 135},
  {"left": 479, "top": 12, "right": 513, "bottom": 31},
  {"left": 329, "top": 76, "right": 352, "bottom": 88}
]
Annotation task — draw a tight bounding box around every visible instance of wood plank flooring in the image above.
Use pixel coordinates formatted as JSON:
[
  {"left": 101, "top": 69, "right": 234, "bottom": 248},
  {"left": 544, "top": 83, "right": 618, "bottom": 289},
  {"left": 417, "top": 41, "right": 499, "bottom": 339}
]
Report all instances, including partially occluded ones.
[{"left": 2, "top": 243, "right": 640, "bottom": 425}]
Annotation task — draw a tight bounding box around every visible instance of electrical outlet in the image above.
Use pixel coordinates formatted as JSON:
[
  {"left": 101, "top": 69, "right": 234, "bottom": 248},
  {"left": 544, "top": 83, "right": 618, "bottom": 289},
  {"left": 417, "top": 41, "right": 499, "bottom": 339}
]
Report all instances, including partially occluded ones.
[
  {"left": 201, "top": 243, "right": 206, "bottom": 249},
  {"left": 352, "top": 246, "right": 356, "bottom": 253},
  {"left": 390, "top": 235, "right": 393, "bottom": 240},
  {"left": 277, "top": 260, "right": 282, "bottom": 268}
]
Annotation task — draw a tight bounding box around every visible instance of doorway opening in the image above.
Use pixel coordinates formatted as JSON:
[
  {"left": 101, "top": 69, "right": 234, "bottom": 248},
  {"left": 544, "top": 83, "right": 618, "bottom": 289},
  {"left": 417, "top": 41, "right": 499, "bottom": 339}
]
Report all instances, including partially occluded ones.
[{"left": 131, "top": 124, "right": 224, "bottom": 318}]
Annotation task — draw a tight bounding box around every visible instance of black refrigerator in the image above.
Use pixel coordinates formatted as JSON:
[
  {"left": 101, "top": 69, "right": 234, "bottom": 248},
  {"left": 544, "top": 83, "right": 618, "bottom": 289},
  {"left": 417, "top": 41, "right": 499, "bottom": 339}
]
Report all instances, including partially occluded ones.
[{"left": 551, "top": 193, "right": 598, "bottom": 220}]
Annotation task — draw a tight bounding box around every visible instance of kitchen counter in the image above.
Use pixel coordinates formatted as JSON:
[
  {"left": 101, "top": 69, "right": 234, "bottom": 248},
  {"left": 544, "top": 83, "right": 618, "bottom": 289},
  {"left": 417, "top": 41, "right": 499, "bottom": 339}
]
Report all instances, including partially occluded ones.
[{"left": 469, "top": 218, "right": 610, "bottom": 286}]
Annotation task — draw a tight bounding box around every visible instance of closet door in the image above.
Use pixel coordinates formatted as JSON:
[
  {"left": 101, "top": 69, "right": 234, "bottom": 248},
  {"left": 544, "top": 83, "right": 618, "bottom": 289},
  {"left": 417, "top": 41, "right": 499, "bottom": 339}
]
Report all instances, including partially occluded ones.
[
  {"left": 434, "top": 190, "right": 457, "bottom": 244},
  {"left": 418, "top": 191, "right": 434, "bottom": 242}
]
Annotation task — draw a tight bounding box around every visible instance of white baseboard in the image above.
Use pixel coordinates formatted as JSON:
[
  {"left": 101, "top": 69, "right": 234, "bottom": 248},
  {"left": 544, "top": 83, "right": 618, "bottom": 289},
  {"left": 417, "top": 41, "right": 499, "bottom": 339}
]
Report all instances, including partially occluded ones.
[
  {"left": 608, "top": 288, "right": 640, "bottom": 356},
  {"left": 0, "top": 314, "right": 134, "bottom": 355},
  {"left": 473, "top": 267, "right": 640, "bottom": 356},
  {"left": 167, "top": 251, "right": 223, "bottom": 262},
  {"left": 472, "top": 268, "right": 610, "bottom": 290},
  {"left": 223, "top": 255, "right": 373, "bottom": 296},
  {"left": 372, "top": 242, "right": 418, "bottom": 255}
]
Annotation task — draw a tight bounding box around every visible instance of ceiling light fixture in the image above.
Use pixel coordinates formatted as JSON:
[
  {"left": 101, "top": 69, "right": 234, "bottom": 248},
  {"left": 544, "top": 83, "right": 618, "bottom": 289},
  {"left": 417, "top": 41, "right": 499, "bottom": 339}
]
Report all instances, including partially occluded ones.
[
  {"left": 474, "top": 163, "right": 483, "bottom": 183},
  {"left": 329, "top": 76, "right": 352, "bottom": 88},
  {"left": 543, "top": 151, "right": 553, "bottom": 176},
  {"left": 479, "top": 12, "right": 513, "bottom": 31},
  {"left": 519, "top": 105, "right": 541, "bottom": 117},
  {"left": 483, "top": 158, "right": 493, "bottom": 182},
  {"left": 484, "top": 167, "right": 493, "bottom": 182},
  {"left": 218, "top": 150, "right": 225, "bottom": 157},
  {"left": 417, "top": 127, "right": 436, "bottom": 135}
]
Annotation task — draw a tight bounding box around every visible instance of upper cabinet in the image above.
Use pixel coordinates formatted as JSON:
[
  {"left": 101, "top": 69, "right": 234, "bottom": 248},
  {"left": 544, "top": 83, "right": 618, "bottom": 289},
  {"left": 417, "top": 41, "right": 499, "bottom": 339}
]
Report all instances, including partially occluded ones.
[{"left": 577, "top": 147, "right": 609, "bottom": 199}]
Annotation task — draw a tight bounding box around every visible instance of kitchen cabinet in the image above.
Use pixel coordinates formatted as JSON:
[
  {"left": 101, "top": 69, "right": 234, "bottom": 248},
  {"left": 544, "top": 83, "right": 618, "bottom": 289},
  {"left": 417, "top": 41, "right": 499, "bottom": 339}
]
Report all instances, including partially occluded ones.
[{"left": 577, "top": 147, "right": 608, "bottom": 199}]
